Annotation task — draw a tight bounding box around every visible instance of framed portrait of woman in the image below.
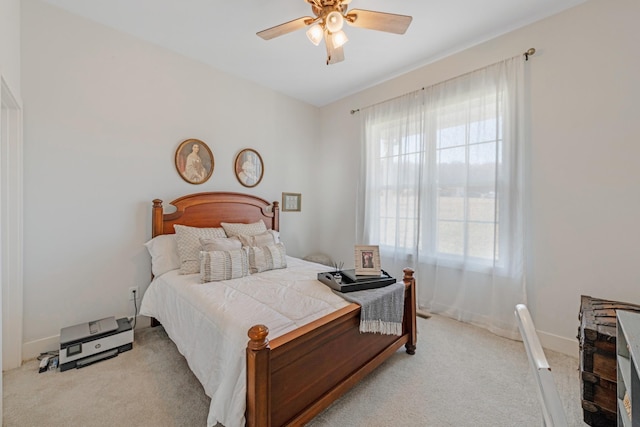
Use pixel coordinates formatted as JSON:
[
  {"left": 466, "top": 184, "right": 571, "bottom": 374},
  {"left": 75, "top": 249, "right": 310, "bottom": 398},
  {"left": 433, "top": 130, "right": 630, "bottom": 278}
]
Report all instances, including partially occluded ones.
[
  {"left": 234, "top": 148, "right": 264, "bottom": 188},
  {"left": 354, "top": 245, "right": 381, "bottom": 276},
  {"left": 175, "top": 138, "right": 214, "bottom": 185}
]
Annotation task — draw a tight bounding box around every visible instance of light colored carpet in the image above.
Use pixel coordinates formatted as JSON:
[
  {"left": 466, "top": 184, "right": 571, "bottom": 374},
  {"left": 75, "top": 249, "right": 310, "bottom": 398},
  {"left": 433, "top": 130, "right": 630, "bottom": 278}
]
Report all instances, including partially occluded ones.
[{"left": 3, "top": 315, "right": 587, "bottom": 426}]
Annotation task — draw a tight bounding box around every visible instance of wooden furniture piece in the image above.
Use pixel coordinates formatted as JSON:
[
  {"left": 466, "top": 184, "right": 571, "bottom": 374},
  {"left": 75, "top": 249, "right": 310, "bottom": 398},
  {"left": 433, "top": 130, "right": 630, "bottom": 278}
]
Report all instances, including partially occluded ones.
[
  {"left": 579, "top": 296, "right": 640, "bottom": 426},
  {"left": 616, "top": 310, "right": 640, "bottom": 427},
  {"left": 150, "top": 192, "right": 417, "bottom": 427},
  {"left": 515, "top": 304, "right": 568, "bottom": 426}
]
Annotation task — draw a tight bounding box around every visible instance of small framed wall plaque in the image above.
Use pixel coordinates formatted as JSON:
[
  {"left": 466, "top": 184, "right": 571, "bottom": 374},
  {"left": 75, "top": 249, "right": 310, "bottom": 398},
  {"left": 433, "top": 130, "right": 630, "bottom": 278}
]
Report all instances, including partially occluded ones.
[
  {"left": 282, "top": 192, "right": 301, "bottom": 212},
  {"left": 354, "top": 245, "right": 381, "bottom": 276}
]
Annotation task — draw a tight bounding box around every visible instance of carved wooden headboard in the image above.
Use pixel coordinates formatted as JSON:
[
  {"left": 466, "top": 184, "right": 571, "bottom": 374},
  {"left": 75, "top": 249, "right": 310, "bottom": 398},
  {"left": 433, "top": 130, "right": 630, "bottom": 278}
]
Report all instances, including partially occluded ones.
[{"left": 152, "top": 192, "right": 279, "bottom": 238}]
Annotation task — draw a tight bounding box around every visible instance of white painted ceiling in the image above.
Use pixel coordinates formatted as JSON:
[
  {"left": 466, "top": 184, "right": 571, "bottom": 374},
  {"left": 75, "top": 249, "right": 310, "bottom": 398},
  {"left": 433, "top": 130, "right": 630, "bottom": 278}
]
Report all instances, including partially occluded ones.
[{"left": 41, "top": 0, "right": 587, "bottom": 106}]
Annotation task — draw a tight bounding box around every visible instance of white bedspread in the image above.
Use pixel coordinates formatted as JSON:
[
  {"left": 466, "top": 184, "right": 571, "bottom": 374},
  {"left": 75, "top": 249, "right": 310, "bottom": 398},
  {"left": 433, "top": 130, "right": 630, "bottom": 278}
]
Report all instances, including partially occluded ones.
[{"left": 139, "top": 256, "right": 349, "bottom": 427}]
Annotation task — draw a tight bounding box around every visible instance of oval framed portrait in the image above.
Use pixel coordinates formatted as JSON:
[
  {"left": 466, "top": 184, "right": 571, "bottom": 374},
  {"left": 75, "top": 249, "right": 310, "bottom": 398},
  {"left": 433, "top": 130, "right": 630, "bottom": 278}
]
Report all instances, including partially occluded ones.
[
  {"left": 175, "top": 138, "right": 214, "bottom": 185},
  {"left": 234, "top": 148, "right": 264, "bottom": 188}
]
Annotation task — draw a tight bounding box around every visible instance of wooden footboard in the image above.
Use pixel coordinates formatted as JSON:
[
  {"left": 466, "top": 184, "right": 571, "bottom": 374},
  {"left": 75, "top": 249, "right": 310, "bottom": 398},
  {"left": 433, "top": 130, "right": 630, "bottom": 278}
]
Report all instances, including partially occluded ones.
[{"left": 246, "top": 268, "right": 417, "bottom": 427}]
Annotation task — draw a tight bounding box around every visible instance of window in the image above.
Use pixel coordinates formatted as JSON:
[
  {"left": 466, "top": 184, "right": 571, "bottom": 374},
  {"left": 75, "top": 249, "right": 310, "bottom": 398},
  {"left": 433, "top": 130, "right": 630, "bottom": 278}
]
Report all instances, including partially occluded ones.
[
  {"left": 376, "top": 117, "right": 423, "bottom": 251},
  {"left": 366, "top": 91, "right": 503, "bottom": 268},
  {"left": 432, "top": 96, "right": 501, "bottom": 264},
  {"left": 358, "top": 56, "right": 526, "bottom": 338},
  {"left": 360, "top": 60, "right": 523, "bottom": 273}
]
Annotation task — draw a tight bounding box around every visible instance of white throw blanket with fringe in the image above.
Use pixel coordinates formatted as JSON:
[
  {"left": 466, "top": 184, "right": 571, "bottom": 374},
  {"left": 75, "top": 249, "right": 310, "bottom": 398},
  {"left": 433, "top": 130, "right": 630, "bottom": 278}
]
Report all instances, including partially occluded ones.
[{"left": 336, "top": 281, "right": 405, "bottom": 335}]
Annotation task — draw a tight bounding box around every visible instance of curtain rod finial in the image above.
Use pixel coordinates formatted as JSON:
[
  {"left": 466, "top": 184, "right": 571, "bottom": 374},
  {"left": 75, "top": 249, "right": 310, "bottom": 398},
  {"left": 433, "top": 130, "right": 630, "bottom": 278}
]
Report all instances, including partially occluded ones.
[{"left": 524, "top": 48, "right": 536, "bottom": 61}]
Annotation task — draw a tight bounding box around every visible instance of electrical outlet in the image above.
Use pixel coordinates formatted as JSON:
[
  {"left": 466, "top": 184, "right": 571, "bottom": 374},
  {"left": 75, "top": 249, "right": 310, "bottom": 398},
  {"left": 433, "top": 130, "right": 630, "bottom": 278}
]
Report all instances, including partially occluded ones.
[{"left": 129, "top": 286, "right": 139, "bottom": 301}]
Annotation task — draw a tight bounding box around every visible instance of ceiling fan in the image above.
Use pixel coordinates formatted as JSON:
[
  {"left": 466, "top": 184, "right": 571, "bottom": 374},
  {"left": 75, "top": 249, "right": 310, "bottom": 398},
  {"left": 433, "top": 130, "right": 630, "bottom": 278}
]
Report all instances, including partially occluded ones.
[{"left": 256, "top": 0, "right": 412, "bottom": 65}]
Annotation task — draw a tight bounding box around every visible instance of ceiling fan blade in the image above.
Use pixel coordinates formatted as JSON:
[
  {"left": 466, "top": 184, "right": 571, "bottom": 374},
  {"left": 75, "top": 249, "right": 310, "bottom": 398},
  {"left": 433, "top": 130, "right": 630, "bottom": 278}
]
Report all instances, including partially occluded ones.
[
  {"left": 257, "top": 16, "right": 314, "bottom": 40},
  {"left": 327, "top": 46, "right": 345, "bottom": 65},
  {"left": 325, "top": 34, "right": 345, "bottom": 65},
  {"left": 346, "top": 9, "right": 413, "bottom": 34}
]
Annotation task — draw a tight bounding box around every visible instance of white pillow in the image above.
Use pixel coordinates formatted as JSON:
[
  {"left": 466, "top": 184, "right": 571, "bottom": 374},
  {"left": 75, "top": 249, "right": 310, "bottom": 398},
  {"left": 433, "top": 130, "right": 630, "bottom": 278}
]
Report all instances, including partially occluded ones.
[
  {"left": 248, "top": 243, "right": 287, "bottom": 274},
  {"left": 174, "top": 225, "right": 227, "bottom": 274},
  {"left": 144, "top": 234, "right": 180, "bottom": 277},
  {"left": 200, "top": 249, "right": 249, "bottom": 282},
  {"left": 237, "top": 230, "right": 279, "bottom": 248},
  {"left": 221, "top": 221, "right": 267, "bottom": 238},
  {"left": 199, "top": 237, "right": 242, "bottom": 252}
]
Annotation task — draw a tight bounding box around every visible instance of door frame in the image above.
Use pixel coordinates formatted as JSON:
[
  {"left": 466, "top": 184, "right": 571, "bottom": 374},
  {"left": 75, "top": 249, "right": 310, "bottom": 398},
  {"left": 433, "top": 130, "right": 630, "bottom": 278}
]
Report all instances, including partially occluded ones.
[{"left": 1, "top": 74, "right": 24, "bottom": 371}]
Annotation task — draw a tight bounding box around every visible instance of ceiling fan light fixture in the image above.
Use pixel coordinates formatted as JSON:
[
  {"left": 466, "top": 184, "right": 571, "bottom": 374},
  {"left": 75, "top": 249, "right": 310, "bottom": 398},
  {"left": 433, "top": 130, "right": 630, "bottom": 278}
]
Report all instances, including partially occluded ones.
[
  {"left": 256, "top": 1, "right": 413, "bottom": 65},
  {"left": 331, "top": 30, "right": 349, "bottom": 48},
  {"left": 325, "top": 11, "right": 344, "bottom": 33},
  {"left": 306, "top": 24, "right": 324, "bottom": 46}
]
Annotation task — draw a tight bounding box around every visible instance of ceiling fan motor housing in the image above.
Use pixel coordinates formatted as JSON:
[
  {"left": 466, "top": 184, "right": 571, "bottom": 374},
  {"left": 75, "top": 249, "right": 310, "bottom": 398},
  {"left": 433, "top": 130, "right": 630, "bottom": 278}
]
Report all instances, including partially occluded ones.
[{"left": 310, "top": 1, "right": 348, "bottom": 28}]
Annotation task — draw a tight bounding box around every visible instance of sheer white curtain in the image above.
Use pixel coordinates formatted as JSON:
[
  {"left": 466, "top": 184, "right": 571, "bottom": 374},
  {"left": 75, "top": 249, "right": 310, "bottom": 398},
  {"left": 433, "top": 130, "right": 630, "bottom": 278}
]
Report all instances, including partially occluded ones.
[{"left": 357, "top": 56, "right": 527, "bottom": 339}]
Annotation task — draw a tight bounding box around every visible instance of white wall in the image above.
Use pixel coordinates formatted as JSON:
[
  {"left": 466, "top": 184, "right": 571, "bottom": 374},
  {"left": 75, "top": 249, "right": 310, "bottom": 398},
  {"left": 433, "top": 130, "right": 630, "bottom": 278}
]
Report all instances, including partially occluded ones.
[
  {"left": 0, "top": 0, "right": 22, "bottom": 419},
  {"left": 20, "top": 0, "right": 640, "bottom": 359},
  {"left": 21, "top": 0, "right": 321, "bottom": 357},
  {"left": 318, "top": 0, "right": 640, "bottom": 356},
  {"left": 0, "top": 0, "right": 21, "bottom": 99}
]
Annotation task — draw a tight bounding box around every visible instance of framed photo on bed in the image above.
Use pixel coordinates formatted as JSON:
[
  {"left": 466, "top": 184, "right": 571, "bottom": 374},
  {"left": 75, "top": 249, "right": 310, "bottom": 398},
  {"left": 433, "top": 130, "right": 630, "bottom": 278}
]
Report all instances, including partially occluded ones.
[
  {"left": 175, "top": 138, "right": 214, "bottom": 185},
  {"left": 234, "top": 148, "right": 264, "bottom": 188},
  {"left": 354, "top": 245, "right": 381, "bottom": 276}
]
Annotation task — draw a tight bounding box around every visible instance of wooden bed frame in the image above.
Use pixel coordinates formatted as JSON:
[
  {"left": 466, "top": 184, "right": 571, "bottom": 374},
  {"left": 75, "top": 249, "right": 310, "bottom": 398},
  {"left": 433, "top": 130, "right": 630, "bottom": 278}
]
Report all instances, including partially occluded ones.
[{"left": 151, "top": 192, "right": 417, "bottom": 427}]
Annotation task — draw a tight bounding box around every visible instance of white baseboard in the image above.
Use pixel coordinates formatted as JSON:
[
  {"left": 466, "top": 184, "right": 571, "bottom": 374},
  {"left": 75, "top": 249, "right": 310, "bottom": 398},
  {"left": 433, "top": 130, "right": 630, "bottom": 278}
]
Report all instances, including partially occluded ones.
[
  {"left": 538, "top": 330, "right": 579, "bottom": 358},
  {"left": 416, "top": 309, "right": 432, "bottom": 319},
  {"left": 22, "top": 335, "right": 59, "bottom": 362},
  {"left": 131, "top": 315, "right": 151, "bottom": 329}
]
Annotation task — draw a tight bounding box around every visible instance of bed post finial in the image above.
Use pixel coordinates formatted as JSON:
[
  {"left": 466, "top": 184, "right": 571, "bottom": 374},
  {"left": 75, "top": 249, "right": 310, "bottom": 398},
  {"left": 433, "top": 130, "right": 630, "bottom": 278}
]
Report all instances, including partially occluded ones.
[
  {"left": 247, "top": 324, "right": 269, "bottom": 350},
  {"left": 152, "top": 199, "right": 164, "bottom": 238},
  {"left": 272, "top": 201, "right": 280, "bottom": 232},
  {"left": 402, "top": 268, "right": 414, "bottom": 284},
  {"left": 246, "top": 325, "right": 271, "bottom": 427},
  {"left": 403, "top": 268, "right": 417, "bottom": 355}
]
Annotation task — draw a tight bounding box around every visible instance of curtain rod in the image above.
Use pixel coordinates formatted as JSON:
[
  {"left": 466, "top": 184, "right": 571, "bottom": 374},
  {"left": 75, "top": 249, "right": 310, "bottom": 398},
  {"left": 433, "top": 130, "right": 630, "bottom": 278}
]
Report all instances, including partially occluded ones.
[{"left": 350, "top": 47, "right": 536, "bottom": 115}]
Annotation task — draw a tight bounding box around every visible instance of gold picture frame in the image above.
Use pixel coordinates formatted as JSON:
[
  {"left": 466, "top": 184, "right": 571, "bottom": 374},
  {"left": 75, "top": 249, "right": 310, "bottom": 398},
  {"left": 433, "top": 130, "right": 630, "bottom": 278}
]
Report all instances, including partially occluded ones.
[
  {"left": 175, "top": 138, "right": 214, "bottom": 185},
  {"left": 282, "top": 192, "right": 301, "bottom": 212},
  {"left": 234, "top": 148, "right": 264, "bottom": 188},
  {"left": 354, "top": 245, "right": 381, "bottom": 276}
]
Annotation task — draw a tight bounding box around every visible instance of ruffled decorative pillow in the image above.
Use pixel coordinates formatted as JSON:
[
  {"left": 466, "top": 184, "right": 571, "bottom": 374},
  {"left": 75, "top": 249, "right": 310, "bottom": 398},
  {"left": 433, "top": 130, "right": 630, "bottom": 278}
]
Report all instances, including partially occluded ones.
[
  {"left": 237, "top": 230, "right": 279, "bottom": 248},
  {"left": 199, "top": 237, "right": 242, "bottom": 252}
]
